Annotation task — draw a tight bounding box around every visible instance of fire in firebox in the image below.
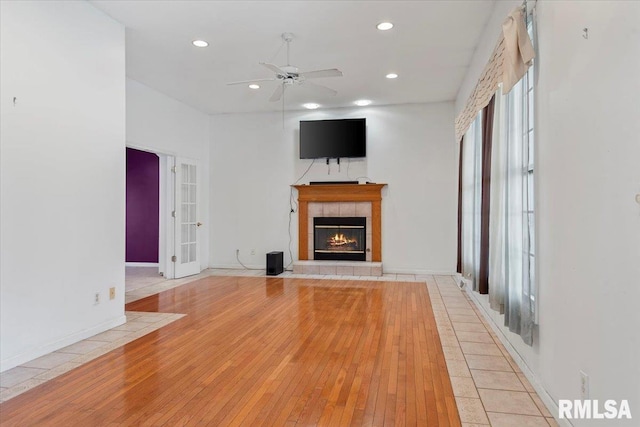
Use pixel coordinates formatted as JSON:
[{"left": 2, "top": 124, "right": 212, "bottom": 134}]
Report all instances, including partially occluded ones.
[
  {"left": 314, "top": 217, "right": 366, "bottom": 261},
  {"left": 328, "top": 233, "right": 359, "bottom": 251}
]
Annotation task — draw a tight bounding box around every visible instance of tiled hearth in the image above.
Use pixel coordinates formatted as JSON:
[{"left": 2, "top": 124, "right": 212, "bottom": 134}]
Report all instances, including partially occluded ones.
[{"left": 293, "top": 260, "right": 382, "bottom": 276}]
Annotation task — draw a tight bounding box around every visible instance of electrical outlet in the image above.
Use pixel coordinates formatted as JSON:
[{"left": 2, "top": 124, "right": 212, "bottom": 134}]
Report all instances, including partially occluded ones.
[
  {"left": 250, "top": 249, "right": 256, "bottom": 255},
  {"left": 94, "top": 292, "right": 100, "bottom": 305},
  {"left": 580, "top": 370, "right": 589, "bottom": 399},
  {"left": 109, "top": 287, "right": 116, "bottom": 300}
]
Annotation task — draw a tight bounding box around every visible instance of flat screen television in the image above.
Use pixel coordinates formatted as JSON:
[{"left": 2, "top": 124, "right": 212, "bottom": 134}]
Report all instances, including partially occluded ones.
[{"left": 299, "top": 118, "right": 366, "bottom": 159}]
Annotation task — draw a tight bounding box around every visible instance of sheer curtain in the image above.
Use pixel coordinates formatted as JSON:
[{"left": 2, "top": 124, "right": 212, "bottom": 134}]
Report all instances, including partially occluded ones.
[
  {"left": 485, "top": 79, "right": 534, "bottom": 345},
  {"left": 504, "top": 76, "right": 534, "bottom": 345},
  {"left": 488, "top": 86, "right": 506, "bottom": 313},
  {"left": 461, "top": 113, "right": 483, "bottom": 290}
]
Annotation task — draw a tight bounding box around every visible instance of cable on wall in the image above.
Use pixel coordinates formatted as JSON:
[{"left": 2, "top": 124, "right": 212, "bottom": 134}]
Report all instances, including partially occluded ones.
[
  {"left": 235, "top": 249, "right": 263, "bottom": 270},
  {"left": 286, "top": 158, "right": 317, "bottom": 269}
]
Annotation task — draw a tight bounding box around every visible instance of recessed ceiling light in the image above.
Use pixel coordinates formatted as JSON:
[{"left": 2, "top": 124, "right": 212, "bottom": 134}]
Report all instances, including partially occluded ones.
[
  {"left": 354, "top": 100, "right": 372, "bottom": 107},
  {"left": 376, "top": 22, "right": 394, "bottom": 31},
  {"left": 303, "top": 103, "right": 320, "bottom": 109},
  {"left": 386, "top": 73, "right": 398, "bottom": 79},
  {"left": 248, "top": 84, "right": 260, "bottom": 89},
  {"left": 192, "top": 40, "right": 209, "bottom": 48}
]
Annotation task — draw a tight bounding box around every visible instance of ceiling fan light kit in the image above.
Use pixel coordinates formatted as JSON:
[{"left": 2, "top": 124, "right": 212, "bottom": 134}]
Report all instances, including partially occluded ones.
[{"left": 227, "top": 32, "right": 343, "bottom": 104}]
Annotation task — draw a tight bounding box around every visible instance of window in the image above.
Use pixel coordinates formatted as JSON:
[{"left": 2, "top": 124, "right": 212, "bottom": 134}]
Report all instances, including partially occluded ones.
[
  {"left": 501, "top": 14, "right": 536, "bottom": 339},
  {"left": 458, "top": 7, "right": 537, "bottom": 345},
  {"left": 525, "top": 19, "right": 536, "bottom": 321},
  {"left": 504, "top": 57, "right": 536, "bottom": 321}
]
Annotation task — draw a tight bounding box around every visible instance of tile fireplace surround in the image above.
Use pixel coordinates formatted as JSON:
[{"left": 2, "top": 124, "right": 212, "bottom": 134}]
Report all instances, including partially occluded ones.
[{"left": 292, "top": 183, "right": 386, "bottom": 276}]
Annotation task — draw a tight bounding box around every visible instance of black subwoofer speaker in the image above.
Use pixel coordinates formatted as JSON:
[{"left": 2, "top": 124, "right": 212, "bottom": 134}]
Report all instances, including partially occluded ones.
[{"left": 266, "top": 251, "right": 284, "bottom": 276}]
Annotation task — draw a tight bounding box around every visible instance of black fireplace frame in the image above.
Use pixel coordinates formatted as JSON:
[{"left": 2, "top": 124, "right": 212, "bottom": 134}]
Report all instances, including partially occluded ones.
[{"left": 313, "top": 217, "right": 366, "bottom": 261}]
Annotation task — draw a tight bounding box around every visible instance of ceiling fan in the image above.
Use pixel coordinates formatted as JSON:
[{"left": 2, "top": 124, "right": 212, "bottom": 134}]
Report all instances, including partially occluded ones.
[{"left": 227, "top": 32, "right": 343, "bottom": 102}]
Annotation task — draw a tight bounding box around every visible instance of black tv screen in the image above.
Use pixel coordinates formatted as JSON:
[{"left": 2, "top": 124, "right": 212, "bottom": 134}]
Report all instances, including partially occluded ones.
[{"left": 299, "top": 118, "right": 366, "bottom": 159}]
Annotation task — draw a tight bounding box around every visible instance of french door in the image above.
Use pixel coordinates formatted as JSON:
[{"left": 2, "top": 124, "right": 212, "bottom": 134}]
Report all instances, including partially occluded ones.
[{"left": 174, "top": 157, "right": 201, "bottom": 278}]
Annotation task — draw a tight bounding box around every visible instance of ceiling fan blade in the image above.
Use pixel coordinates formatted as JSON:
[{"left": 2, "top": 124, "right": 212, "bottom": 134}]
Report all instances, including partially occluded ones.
[
  {"left": 260, "top": 62, "right": 289, "bottom": 76},
  {"left": 302, "top": 81, "right": 337, "bottom": 96},
  {"left": 299, "top": 69, "right": 343, "bottom": 79},
  {"left": 226, "top": 78, "right": 276, "bottom": 86},
  {"left": 269, "top": 83, "right": 284, "bottom": 102}
]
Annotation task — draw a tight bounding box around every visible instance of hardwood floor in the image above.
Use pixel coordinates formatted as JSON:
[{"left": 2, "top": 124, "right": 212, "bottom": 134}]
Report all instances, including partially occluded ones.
[{"left": 0, "top": 276, "right": 460, "bottom": 426}]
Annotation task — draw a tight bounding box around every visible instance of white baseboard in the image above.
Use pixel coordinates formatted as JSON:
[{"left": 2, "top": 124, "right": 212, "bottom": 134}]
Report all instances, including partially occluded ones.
[
  {"left": 463, "top": 287, "right": 567, "bottom": 426},
  {"left": 383, "top": 268, "right": 457, "bottom": 276},
  {"left": 0, "top": 314, "right": 126, "bottom": 373},
  {"left": 125, "top": 262, "right": 159, "bottom": 267},
  {"left": 210, "top": 263, "right": 265, "bottom": 270}
]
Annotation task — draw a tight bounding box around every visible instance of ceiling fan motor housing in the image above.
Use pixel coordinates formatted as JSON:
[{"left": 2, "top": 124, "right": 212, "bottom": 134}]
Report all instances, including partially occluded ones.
[{"left": 281, "top": 66, "right": 299, "bottom": 77}]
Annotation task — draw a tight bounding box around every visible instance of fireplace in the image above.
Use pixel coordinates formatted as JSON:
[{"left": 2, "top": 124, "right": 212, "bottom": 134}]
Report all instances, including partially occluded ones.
[
  {"left": 293, "top": 183, "right": 386, "bottom": 263},
  {"left": 313, "top": 217, "right": 366, "bottom": 261}
]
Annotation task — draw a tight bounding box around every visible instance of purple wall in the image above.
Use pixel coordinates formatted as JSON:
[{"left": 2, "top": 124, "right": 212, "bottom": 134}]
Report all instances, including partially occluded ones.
[{"left": 126, "top": 148, "right": 159, "bottom": 263}]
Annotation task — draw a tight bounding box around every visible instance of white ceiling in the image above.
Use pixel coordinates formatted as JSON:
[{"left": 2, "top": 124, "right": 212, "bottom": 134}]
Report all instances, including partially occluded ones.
[{"left": 90, "top": 0, "right": 495, "bottom": 115}]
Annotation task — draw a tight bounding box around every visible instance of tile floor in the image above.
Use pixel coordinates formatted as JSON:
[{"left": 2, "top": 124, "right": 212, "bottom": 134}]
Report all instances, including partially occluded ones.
[
  {"left": 427, "top": 275, "right": 558, "bottom": 427},
  {"left": 1, "top": 268, "right": 560, "bottom": 426},
  {"left": 125, "top": 266, "right": 167, "bottom": 291}
]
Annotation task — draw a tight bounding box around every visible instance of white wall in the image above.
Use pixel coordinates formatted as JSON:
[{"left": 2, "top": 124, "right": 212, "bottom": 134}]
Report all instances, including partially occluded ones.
[
  {"left": 457, "top": 1, "right": 640, "bottom": 424},
  {"left": 535, "top": 1, "right": 640, "bottom": 422},
  {"left": 209, "top": 103, "right": 457, "bottom": 274},
  {"left": 126, "top": 79, "right": 211, "bottom": 271},
  {"left": 0, "top": 1, "right": 126, "bottom": 371},
  {"left": 209, "top": 111, "right": 295, "bottom": 269}
]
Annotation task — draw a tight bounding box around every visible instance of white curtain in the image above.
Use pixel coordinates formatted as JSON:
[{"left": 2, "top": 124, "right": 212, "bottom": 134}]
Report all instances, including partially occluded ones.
[
  {"left": 461, "top": 113, "right": 483, "bottom": 290},
  {"left": 488, "top": 86, "right": 506, "bottom": 313},
  {"left": 485, "top": 81, "right": 534, "bottom": 345},
  {"left": 502, "top": 79, "right": 534, "bottom": 345}
]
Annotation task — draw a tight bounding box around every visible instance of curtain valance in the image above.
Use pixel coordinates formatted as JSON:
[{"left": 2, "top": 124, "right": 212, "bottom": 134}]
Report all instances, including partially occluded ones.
[{"left": 455, "top": 7, "right": 535, "bottom": 142}]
